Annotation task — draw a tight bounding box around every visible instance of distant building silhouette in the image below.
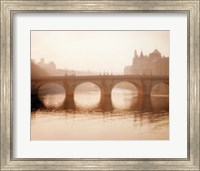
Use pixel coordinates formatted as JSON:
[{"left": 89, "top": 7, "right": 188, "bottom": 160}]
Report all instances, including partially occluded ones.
[
  {"left": 37, "top": 58, "right": 56, "bottom": 74},
  {"left": 36, "top": 58, "right": 101, "bottom": 76},
  {"left": 124, "top": 49, "right": 169, "bottom": 75},
  {"left": 31, "top": 59, "right": 47, "bottom": 77}
]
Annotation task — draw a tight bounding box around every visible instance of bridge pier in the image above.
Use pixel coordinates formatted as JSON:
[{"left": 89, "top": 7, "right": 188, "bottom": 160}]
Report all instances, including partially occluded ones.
[
  {"left": 62, "top": 83, "right": 76, "bottom": 110},
  {"left": 100, "top": 94, "right": 113, "bottom": 111},
  {"left": 63, "top": 95, "right": 75, "bottom": 110},
  {"left": 141, "top": 96, "right": 152, "bottom": 111},
  {"left": 142, "top": 82, "right": 152, "bottom": 96},
  {"left": 99, "top": 84, "right": 113, "bottom": 111}
]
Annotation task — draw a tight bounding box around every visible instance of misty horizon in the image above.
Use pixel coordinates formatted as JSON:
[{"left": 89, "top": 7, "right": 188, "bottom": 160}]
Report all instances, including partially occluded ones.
[{"left": 31, "top": 31, "right": 169, "bottom": 73}]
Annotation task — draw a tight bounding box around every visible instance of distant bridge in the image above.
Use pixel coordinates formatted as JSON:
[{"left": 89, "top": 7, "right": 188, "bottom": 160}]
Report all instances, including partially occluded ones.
[{"left": 31, "top": 75, "right": 169, "bottom": 109}]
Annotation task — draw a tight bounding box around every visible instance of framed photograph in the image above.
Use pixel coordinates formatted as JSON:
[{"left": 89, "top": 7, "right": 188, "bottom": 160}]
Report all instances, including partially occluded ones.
[{"left": 1, "top": 0, "right": 199, "bottom": 170}]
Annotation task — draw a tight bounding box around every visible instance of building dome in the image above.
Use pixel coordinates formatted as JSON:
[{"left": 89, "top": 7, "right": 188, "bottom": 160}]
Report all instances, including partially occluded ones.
[
  {"left": 149, "top": 49, "right": 162, "bottom": 60},
  {"left": 152, "top": 49, "right": 161, "bottom": 55}
]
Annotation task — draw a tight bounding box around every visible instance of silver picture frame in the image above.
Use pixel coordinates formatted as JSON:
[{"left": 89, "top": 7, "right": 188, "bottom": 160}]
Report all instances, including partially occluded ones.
[{"left": 1, "top": 0, "right": 199, "bottom": 170}]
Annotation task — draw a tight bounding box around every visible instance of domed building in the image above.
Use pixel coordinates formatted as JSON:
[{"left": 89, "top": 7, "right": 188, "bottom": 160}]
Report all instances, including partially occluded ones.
[{"left": 124, "top": 49, "right": 169, "bottom": 76}]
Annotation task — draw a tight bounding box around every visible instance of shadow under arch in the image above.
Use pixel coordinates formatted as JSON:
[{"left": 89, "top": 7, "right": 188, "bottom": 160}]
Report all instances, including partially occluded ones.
[
  {"left": 31, "top": 83, "right": 45, "bottom": 111},
  {"left": 32, "top": 83, "right": 66, "bottom": 110}
]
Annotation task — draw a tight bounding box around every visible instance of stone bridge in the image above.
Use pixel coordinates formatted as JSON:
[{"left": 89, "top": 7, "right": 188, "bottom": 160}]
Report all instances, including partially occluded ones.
[{"left": 31, "top": 75, "right": 169, "bottom": 110}]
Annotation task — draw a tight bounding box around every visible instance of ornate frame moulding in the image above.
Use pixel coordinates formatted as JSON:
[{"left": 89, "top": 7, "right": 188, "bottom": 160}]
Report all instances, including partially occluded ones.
[{"left": 0, "top": 0, "right": 199, "bottom": 170}]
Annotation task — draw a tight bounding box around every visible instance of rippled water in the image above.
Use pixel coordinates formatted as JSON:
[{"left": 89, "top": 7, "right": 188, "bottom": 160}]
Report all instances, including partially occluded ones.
[{"left": 31, "top": 89, "right": 169, "bottom": 140}]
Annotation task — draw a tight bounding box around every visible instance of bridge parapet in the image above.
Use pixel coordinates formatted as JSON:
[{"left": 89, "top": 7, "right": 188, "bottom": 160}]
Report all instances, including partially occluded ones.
[{"left": 32, "top": 74, "right": 169, "bottom": 81}]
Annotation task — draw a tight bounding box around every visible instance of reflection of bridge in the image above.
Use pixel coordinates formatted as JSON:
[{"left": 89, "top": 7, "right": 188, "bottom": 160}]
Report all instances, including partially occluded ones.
[{"left": 31, "top": 75, "right": 169, "bottom": 110}]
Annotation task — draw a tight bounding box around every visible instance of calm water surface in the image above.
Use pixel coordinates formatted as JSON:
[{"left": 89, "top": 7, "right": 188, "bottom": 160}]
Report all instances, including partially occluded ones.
[{"left": 31, "top": 89, "right": 169, "bottom": 140}]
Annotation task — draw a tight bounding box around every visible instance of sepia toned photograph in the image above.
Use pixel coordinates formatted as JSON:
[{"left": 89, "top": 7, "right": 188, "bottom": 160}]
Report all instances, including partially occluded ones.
[{"left": 31, "top": 31, "right": 169, "bottom": 140}]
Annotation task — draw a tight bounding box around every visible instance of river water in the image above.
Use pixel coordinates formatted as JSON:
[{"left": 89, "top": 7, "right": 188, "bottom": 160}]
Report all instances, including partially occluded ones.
[{"left": 31, "top": 89, "right": 169, "bottom": 140}]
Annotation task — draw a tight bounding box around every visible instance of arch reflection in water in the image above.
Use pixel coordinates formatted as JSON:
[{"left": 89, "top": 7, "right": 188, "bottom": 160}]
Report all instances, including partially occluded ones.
[
  {"left": 129, "top": 96, "right": 169, "bottom": 112},
  {"left": 151, "top": 96, "right": 169, "bottom": 112},
  {"left": 74, "top": 82, "right": 101, "bottom": 109},
  {"left": 32, "top": 91, "right": 169, "bottom": 140},
  {"left": 37, "top": 83, "right": 65, "bottom": 109},
  {"left": 129, "top": 96, "right": 152, "bottom": 111}
]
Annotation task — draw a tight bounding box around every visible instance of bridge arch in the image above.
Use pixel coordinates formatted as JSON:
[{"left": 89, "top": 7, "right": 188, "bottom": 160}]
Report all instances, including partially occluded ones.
[
  {"left": 111, "top": 81, "right": 143, "bottom": 96},
  {"left": 74, "top": 81, "right": 103, "bottom": 92},
  {"left": 74, "top": 82, "right": 101, "bottom": 108},
  {"left": 151, "top": 81, "right": 169, "bottom": 96},
  {"left": 151, "top": 80, "right": 169, "bottom": 88},
  {"left": 31, "top": 75, "right": 169, "bottom": 110},
  {"left": 111, "top": 81, "right": 139, "bottom": 109},
  {"left": 36, "top": 83, "right": 66, "bottom": 108},
  {"left": 33, "top": 81, "right": 65, "bottom": 93}
]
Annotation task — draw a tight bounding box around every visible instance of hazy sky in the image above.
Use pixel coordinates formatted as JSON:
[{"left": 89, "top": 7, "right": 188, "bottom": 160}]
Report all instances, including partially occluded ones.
[{"left": 31, "top": 31, "right": 169, "bottom": 73}]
